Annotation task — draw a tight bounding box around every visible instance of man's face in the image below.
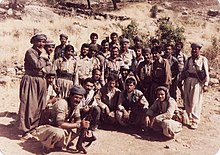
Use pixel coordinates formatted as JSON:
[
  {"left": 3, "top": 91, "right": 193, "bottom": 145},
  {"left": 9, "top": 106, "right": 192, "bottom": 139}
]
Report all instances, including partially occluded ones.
[
  {"left": 70, "top": 94, "right": 83, "bottom": 106},
  {"left": 165, "top": 46, "right": 173, "bottom": 57},
  {"left": 81, "top": 47, "right": 89, "bottom": 56},
  {"left": 60, "top": 37, "right": 67, "bottom": 45},
  {"left": 46, "top": 75, "right": 55, "bottom": 85},
  {"left": 121, "top": 42, "right": 129, "bottom": 51},
  {"left": 89, "top": 50, "right": 97, "bottom": 57},
  {"left": 93, "top": 70, "right": 101, "bottom": 81},
  {"left": 175, "top": 44, "right": 182, "bottom": 52},
  {"left": 134, "top": 40, "right": 142, "bottom": 46},
  {"left": 152, "top": 52, "right": 160, "bottom": 61},
  {"left": 91, "top": 36, "right": 98, "bottom": 44},
  {"left": 45, "top": 45, "right": 55, "bottom": 55},
  {"left": 143, "top": 52, "right": 152, "bottom": 62},
  {"left": 64, "top": 49, "right": 74, "bottom": 59},
  {"left": 156, "top": 90, "right": 166, "bottom": 102},
  {"left": 35, "top": 39, "right": 46, "bottom": 49},
  {"left": 191, "top": 47, "right": 200, "bottom": 58},
  {"left": 111, "top": 48, "right": 119, "bottom": 59},
  {"left": 125, "top": 82, "right": 135, "bottom": 93},
  {"left": 103, "top": 42, "right": 109, "bottom": 50},
  {"left": 84, "top": 82, "right": 94, "bottom": 93},
  {"left": 108, "top": 80, "right": 116, "bottom": 89},
  {"left": 121, "top": 69, "right": 129, "bottom": 78},
  {"left": 135, "top": 48, "right": 142, "bottom": 57},
  {"left": 111, "top": 35, "right": 118, "bottom": 42}
]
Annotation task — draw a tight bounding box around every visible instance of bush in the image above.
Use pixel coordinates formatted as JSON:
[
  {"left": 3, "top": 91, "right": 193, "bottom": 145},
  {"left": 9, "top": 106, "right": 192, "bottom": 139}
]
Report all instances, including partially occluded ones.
[
  {"left": 118, "top": 20, "right": 150, "bottom": 47},
  {"left": 203, "top": 36, "right": 220, "bottom": 69},
  {"left": 150, "top": 5, "right": 158, "bottom": 18},
  {"left": 154, "top": 17, "right": 186, "bottom": 48}
]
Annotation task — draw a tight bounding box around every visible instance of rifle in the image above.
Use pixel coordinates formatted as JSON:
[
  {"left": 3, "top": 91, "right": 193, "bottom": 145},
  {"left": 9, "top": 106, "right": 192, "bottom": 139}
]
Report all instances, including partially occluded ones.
[{"left": 76, "top": 111, "right": 96, "bottom": 154}]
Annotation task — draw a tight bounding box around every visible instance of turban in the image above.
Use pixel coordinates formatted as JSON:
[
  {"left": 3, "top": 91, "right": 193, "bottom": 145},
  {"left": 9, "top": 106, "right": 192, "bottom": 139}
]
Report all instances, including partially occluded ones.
[
  {"left": 133, "top": 35, "right": 142, "bottom": 41},
  {"left": 89, "top": 44, "right": 99, "bottom": 52},
  {"left": 30, "top": 33, "right": 47, "bottom": 44},
  {"left": 120, "top": 38, "right": 130, "bottom": 44}
]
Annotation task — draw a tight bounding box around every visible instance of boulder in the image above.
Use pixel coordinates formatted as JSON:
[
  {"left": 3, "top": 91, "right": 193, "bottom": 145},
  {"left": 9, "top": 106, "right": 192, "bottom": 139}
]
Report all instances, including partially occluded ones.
[
  {"left": 210, "top": 78, "right": 219, "bottom": 85},
  {"left": 207, "top": 9, "right": 219, "bottom": 17}
]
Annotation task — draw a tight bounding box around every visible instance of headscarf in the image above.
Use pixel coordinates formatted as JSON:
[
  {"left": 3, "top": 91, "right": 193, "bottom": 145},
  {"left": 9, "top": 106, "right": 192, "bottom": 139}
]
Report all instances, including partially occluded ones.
[{"left": 155, "top": 86, "right": 170, "bottom": 101}]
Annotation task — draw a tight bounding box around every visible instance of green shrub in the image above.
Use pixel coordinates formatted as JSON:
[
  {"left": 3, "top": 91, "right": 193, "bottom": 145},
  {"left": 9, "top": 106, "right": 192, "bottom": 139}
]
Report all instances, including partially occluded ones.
[
  {"left": 118, "top": 20, "right": 150, "bottom": 47},
  {"left": 154, "top": 17, "right": 186, "bottom": 48}
]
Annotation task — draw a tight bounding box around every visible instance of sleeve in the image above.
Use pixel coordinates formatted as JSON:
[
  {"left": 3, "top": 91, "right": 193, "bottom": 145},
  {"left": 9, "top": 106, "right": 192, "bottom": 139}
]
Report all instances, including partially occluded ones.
[
  {"left": 96, "top": 91, "right": 107, "bottom": 110},
  {"left": 25, "top": 49, "right": 48, "bottom": 69},
  {"left": 117, "top": 92, "right": 125, "bottom": 111},
  {"left": 164, "top": 59, "right": 172, "bottom": 86},
  {"left": 146, "top": 100, "right": 159, "bottom": 117},
  {"left": 55, "top": 99, "right": 68, "bottom": 123},
  {"left": 203, "top": 57, "right": 209, "bottom": 86},
  {"left": 136, "top": 90, "right": 149, "bottom": 109},
  {"left": 155, "top": 98, "right": 177, "bottom": 123}
]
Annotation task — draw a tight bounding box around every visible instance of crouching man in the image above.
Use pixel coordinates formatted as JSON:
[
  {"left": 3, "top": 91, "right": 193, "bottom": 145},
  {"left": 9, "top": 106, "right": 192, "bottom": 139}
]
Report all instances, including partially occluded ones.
[
  {"left": 116, "top": 76, "right": 149, "bottom": 128},
  {"left": 145, "top": 86, "right": 182, "bottom": 138},
  {"left": 32, "top": 85, "right": 90, "bottom": 153}
]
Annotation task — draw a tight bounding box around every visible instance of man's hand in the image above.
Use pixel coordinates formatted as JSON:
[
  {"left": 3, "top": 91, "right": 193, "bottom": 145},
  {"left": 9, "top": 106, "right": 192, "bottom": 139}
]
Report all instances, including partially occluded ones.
[
  {"left": 83, "top": 105, "right": 90, "bottom": 112},
  {"left": 81, "top": 119, "right": 90, "bottom": 129},
  {"left": 105, "top": 107, "right": 110, "bottom": 115},
  {"left": 123, "top": 110, "right": 129, "bottom": 120},
  {"left": 203, "top": 85, "right": 208, "bottom": 92},
  {"left": 145, "top": 116, "right": 151, "bottom": 127}
]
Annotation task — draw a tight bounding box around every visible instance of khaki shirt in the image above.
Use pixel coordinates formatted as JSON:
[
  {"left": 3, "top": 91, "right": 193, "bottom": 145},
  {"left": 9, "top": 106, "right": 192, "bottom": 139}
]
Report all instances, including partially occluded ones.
[
  {"left": 120, "top": 49, "right": 136, "bottom": 67},
  {"left": 77, "top": 56, "right": 94, "bottom": 80},
  {"left": 51, "top": 99, "right": 81, "bottom": 125},
  {"left": 53, "top": 56, "right": 79, "bottom": 84}
]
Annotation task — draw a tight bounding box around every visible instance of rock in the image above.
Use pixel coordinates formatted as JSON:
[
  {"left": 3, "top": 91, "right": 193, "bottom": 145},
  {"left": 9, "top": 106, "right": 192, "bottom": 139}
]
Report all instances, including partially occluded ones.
[
  {"left": 163, "top": 2, "right": 172, "bottom": 8},
  {"left": 182, "top": 10, "right": 188, "bottom": 15},
  {"left": 0, "top": 8, "right": 7, "bottom": 14},
  {"left": 207, "top": 9, "right": 219, "bottom": 17},
  {"left": 164, "top": 145, "right": 170, "bottom": 149},
  {"left": 210, "top": 78, "right": 219, "bottom": 85},
  {"left": 0, "top": 76, "right": 11, "bottom": 86},
  {"left": 7, "top": 8, "right": 13, "bottom": 15}
]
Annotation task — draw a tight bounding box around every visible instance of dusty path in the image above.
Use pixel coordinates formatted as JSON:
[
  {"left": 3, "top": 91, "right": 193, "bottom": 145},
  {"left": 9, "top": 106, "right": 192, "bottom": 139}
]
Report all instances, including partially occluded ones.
[{"left": 0, "top": 82, "right": 220, "bottom": 155}]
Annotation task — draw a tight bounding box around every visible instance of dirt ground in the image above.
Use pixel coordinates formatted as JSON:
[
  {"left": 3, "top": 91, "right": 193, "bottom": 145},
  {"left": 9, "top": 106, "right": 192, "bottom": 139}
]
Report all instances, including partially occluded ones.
[
  {"left": 0, "top": 1, "right": 220, "bottom": 155},
  {"left": 0, "top": 81, "right": 220, "bottom": 155}
]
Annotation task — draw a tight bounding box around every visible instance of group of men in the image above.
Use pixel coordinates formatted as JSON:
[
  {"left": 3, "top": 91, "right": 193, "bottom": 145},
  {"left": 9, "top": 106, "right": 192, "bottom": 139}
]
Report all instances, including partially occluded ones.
[{"left": 18, "top": 32, "right": 209, "bottom": 154}]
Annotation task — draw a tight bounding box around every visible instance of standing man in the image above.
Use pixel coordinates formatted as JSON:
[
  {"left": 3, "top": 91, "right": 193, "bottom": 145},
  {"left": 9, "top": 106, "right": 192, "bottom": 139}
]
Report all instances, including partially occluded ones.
[
  {"left": 18, "top": 33, "right": 50, "bottom": 137},
  {"left": 53, "top": 45, "right": 78, "bottom": 98},
  {"left": 173, "top": 42, "right": 186, "bottom": 100},
  {"left": 102, "top": 46, "right": 124, "bottom": 84},
  {"left": 164, "top": 44, "right": 179, "bottom": 100},
  {"left": 54, "top": 34, "right": 68, "bottom": 60},
  {"left": 120, "top": 38, "right": 136, "bottom": 67},
  {"left": 136, "top": 48, "right": 153, "bottom": 104},
  {"left": 109, "top": 32, "right": 119, "bottom": 50},
  {"left": 77, "top": 43, "right": 94, "bottom": 85},
  {"left": 182, "top": 43, "right": 209, "bottom": 129},
  {"left": 150, "top": 46, "right": 172, "bottom": 105}
]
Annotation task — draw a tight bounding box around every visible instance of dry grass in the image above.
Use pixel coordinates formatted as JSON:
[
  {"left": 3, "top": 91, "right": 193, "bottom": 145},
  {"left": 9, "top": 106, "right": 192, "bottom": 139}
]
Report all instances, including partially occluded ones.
[{"left": 0, "top": 2, "right": 219, "bottom": 67}]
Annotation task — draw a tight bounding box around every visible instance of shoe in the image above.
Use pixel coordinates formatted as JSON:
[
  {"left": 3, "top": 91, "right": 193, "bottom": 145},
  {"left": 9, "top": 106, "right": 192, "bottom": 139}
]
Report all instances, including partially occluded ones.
[
  {"left": 190, "top": 122, "right": 198, "bottom": 129},
  {"left": 20, "top": 132, "right": 33, "bottom": 140}
]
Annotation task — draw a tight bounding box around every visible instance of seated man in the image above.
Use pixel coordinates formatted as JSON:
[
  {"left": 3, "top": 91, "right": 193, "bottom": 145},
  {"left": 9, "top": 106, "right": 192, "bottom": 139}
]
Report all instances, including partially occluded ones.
[
  {"left": 32, "top": 85, "right": 90, "bottom": 153},
  {"left": 116, "top": 77, "right": 149, "bottom": 128},
  {"left": 145, "top": 86, "right": 182, "bottom": 138},
  {"left": 97, "top": 75, "right": 121, "bottom": 125},
  {"left": 80, "top": 78, "right": 101, "bottom": 131}
]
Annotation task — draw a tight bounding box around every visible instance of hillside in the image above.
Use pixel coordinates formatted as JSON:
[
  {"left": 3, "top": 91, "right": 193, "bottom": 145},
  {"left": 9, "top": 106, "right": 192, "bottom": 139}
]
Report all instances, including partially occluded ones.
[{"left": 0, "top": 1, "right": 220, "bottom": 155}]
